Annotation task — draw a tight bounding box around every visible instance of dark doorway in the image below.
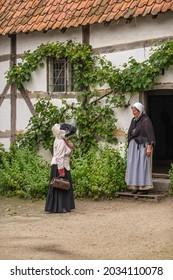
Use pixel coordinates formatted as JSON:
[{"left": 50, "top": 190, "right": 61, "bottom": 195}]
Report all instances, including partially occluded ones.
[{"left": 148, "top": 90, "right": 173, "bottom": 174}]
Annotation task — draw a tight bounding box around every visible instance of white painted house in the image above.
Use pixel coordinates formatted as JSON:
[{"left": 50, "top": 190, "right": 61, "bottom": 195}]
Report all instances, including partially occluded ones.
[{"left": 0, "top": 0, "right": 173, "bottom": 173}]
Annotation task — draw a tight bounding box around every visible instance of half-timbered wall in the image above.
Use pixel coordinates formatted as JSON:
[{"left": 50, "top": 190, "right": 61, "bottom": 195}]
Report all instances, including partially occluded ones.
[{"left": 1, "top": 12, "right": 173, "bottom": 151}]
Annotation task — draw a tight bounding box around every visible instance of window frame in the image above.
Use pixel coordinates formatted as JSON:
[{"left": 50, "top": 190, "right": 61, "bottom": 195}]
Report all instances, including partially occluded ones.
[{"left": 47, "top": 57, "right": 75, "bottom": 94}]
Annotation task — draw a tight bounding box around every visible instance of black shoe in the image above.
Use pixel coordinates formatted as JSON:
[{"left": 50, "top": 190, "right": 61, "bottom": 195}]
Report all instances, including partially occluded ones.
[
  {"left": 131, "top": 189, "right": 138, "bottom": 194},
  {"left": 137, "top": 190, "right": 148, "bottom": 195},
  {"left": 59, "top": 208, "right": 67, "bottom": 213}
]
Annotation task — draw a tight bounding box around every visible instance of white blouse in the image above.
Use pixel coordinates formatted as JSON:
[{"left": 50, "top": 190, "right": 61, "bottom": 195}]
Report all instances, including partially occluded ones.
[{"left": 51, "top": 138, "right": 72, "bottom": 171}]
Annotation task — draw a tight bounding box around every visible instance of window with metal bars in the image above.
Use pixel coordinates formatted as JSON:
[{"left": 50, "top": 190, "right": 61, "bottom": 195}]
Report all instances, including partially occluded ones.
[{"left": 48, "top": 58, "right": 75, "bottom": 93}]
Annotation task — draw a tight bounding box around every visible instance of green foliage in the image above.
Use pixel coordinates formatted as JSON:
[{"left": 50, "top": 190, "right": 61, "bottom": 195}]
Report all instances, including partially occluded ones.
[
  {"left": 17, "top": 95, "right": 118, "bottom": 153},
  {"left": 6, "top": 41, "right": 95, "bottom": 91},
  {"left": 6, "top": 39, "right": 173, "bottom": 153},
  {"left": 17, "top": 97, "right": 72, "bottom": 151},
  {"left": 168, "top": 164, "right": 173, "bottom": 195},
  {"left": 0, "top": 142, "right": 6, "bottom": 162},
  {"left": 0, "top": 144, "right": 126, "bottom": 200},
  {"left": 105, "top": 40, "right": 173, "bottom": 94},
  {"left": 0, "top": 145, "right": 50, "bottom": 198},
  {"left": 7, "top": 40, "right": 173, "bottom": 154},
  {"left": 6, "top": 41, "right": 120, "bottom": 153},
  {"left": 4, "top": 39, "right": 173, "bottom": 198},
  {"left": 6, "top": 39, "right": 173, "bottom": 96},
  {"left": 71, "top": 145, "right": 127, "bottom": 200}
]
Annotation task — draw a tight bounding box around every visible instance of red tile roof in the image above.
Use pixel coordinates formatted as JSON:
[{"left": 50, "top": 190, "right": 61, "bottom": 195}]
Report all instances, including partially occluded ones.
[{"left": 0, "top": 0, "right": 173, "bottom": 35}]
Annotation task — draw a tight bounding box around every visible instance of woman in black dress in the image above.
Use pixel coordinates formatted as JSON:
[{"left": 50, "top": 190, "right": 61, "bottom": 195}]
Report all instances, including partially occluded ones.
[{"left": 45, "top": 123, "right": 77, "bottom": 213}]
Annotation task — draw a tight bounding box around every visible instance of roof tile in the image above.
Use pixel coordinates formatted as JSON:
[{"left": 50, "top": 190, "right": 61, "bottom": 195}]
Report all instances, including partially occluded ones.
[
  {"left": 138, "top": 0, "right": 149, "bottom": 8},
  {"left": 156, "top": 0, "right": 164, "bottom": 3},
  {"left": 142, "top": 4, "right": 153, "bottom": 15},
  {"left": 161, "top": 1, "right": 172, "bottom": 11},
  {"left": 124, "top": 7, "right": 137, "bottom": 18},
  {"left": 112, "top": 1, "right": 124, "bottom": 12},
  {"left": 0, "top": 0, "right": 173, "bottom": 35},
  {"left": 130, "top": 0, "right": 138, "bottom": 9},
  {"left": 151, "top": 2, "right": 165, "bottom": 14},
  {"left": 135, "top": 5, "right": 146, "bottom": 16},
  {"left": 98, "top": 13, "right": 110, "bottom": 23}
]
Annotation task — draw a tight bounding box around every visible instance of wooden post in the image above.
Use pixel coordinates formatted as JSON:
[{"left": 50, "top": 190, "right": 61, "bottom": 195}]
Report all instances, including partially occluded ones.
[
  {"left": 82, "top": 25, "right": 90, "bottom": 45},
  {"left": 82, "top": 25, "right": 90, "bottom": 106},
  {"left": 10, "top": 34, "right": 17, "bottom": 145}
]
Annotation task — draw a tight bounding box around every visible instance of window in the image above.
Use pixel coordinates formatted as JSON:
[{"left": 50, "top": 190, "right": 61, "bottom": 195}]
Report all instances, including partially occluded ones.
[{"left": 48, "top": 58, "right": 75, "bottom": 93}]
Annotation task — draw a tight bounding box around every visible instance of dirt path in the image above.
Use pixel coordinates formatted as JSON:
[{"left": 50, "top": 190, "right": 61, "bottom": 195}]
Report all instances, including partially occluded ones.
[{"left": 0, "top": 195, "right": 173, "bottom": 260}]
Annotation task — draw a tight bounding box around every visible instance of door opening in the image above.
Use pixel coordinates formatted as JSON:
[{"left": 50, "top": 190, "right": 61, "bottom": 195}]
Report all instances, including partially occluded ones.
[{"left": 148, "top": 90, "right": 173, "bottom": 174}]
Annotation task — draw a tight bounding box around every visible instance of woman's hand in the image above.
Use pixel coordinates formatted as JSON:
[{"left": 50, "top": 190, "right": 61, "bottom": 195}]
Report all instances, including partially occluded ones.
[
  {"left": 146, "top": 145, "right": 152, "bottom": 157},
  {"left": 64, "top": 139, "right": 74, "bottom": 149},
  {"left": 58, "top": 168, "right": 65, "bottom": 177}
]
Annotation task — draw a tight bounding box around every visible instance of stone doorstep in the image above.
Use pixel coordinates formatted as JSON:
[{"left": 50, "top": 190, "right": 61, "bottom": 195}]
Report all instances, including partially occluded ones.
[
  {"left": 117, "top": 173, "right": 172, "bottom": 202},
  {"left": 152, "top": 173, "right": 169, "bottom": 179},
  {"left": 152, "top": 178, "right": 171, "bottom": 192}
]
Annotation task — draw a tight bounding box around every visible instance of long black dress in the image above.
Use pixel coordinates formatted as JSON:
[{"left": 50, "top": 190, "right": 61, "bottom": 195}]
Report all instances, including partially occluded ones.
[{"left": 45, "top": 165, "right": 75, "bottom": 213}]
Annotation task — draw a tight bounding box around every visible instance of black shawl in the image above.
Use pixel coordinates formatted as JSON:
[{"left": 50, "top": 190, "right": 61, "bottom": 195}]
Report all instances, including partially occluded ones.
[{"left": 128, "top": 113, "right": 156, "bottom": 146}]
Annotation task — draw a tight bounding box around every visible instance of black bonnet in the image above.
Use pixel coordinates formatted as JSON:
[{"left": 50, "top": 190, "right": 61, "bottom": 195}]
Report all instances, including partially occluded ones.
[{"left": 60, "top": 123, "right": 77, "bottom": 136}]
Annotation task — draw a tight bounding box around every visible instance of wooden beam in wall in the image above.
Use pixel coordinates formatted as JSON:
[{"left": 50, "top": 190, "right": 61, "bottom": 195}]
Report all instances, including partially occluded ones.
[
  {"left": 10, "top": 83, "right": 17, "bottom": 144},
  {"left": 0, "top": 83, "right": 10, "bottom": 106},
  {"left": 19, "top": 84, "right": 35, "bottom": 116},
  {"left": 82, "top": 25, "right": 90, "bottom": 45},
  {"left": 92, "top": 35, "right": 173, "bottom": 54},
  {"left": 10, "top": 34, "right": 17, "bottom": 145}
]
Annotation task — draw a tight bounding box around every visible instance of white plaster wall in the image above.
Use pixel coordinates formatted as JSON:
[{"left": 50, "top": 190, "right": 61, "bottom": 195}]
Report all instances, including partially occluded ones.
[
  {"left": 0, "top": 35, "right": 10, "bottom": 55},
  {"left": 16, "top": 28, "right": 82, "bottom": 92},
  {"left": 0, "top": 99, "right": 10, "bottom": 130},
  {"left": 157, "top": 65, "right": 173, "bottom": 83},
  {"left": 0, "top": 61, "right": 10, "bottom": 91},
  {"left": 0, "top": 36, "right": 11, "bottom": 94},
  {"left": 17, "top": 27, "right": 82, "bottom": 53},
  {"left": 16, "top": 97, "right": 77, "bottom": 131},
  {"left": 103, "top": 47, "right": 148, "bottom": 68},
  {"left": 90, "top": 12, "right": 173, "bottom": 48},
  {"left": 22, "top": 63, "right": 47, "bottom": 92},
  {"left": 0, "top": 138, "right": 10, "bottom": 151},
  {"left": 16, "top": 99, "right": 37, "bottom": 130}
]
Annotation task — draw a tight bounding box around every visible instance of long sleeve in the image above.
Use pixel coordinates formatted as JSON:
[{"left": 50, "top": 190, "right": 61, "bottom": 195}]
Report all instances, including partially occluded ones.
[{"left": 51, "top": 139, "right": 66, "bottom": 169}]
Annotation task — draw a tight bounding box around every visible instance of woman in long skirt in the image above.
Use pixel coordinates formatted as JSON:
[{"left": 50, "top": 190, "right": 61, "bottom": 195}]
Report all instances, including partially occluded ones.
[
  {"left": 125, "top": 102, "right": 156, "bottom": 195},
  {"left": 45, "top": 123, "right": 76, "bottom": 213}
]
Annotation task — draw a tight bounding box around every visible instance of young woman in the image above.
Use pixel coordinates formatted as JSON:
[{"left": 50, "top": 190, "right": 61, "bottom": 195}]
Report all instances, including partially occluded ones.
[{"left": 45, "top": 123, "right": 77, "bottom": 213}]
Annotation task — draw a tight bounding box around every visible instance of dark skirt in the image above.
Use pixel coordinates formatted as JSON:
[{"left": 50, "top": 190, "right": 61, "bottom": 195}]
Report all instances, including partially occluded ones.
[{"left": 45, "top": 164, "right": 75, "bottom": 213}]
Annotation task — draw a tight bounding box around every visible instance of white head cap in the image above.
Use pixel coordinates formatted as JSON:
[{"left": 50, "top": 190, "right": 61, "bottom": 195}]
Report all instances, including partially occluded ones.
[
  {"left": 132, "top": 102, "right": 145, "bottom": 113},
  {"left": 52, "top": 123, "right": 65, "bottom": 139}
]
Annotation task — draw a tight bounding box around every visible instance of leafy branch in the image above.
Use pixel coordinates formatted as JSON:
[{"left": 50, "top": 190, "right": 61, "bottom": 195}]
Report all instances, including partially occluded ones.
[{"left": 6, "top": 39, "right": 173, "bottom": 153}]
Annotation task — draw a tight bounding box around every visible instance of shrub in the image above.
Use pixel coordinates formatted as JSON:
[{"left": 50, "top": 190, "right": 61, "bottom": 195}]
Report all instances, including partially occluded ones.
[
  {"left": 168, "top": 164, "right": 173, "bottom": 195},
  {"left": 0, "top": 144, "right": 50, "bottom": 198},
  {"left": 0, "top": 144, "right": 127, "bottom": 200},
  {"left": 71, "top": 145, "right": 127, "bottom": 200}
]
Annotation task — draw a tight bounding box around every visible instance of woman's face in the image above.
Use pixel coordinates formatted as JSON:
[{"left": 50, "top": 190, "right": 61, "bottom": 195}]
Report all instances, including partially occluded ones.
[{"left": 131, "top": 107, "right": 141, "bottom": 118}]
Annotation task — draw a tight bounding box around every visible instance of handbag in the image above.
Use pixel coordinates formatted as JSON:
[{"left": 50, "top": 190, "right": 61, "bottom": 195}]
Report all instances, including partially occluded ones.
[{"left": 50, "top": 177, "right": 70, "bottom": 190}]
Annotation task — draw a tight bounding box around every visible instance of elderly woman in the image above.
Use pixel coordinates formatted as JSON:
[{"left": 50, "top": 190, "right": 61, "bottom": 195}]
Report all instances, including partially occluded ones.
[
  {"left": 125, "top": 102, "right": 156, "bottom": 194},
  {"left": 45, "top": 123, "right": 77, "bottom": 213}
]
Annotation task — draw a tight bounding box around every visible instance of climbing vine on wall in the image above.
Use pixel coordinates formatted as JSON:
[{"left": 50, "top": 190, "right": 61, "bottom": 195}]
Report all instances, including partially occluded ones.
[
  {"left": 6, "top": 39, "right": 173, "bottom": 94},
  {"left": 5, "top": 39, "right": 173, "bottom": 152}
]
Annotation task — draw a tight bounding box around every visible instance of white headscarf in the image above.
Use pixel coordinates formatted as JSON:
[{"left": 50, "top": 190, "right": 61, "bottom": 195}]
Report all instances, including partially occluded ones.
[
  {"left": 132, "top": 102, "right": 145, "bottom": 113},
  {"left": 52, "top": 123, "right": 65, "bottom": 139}
]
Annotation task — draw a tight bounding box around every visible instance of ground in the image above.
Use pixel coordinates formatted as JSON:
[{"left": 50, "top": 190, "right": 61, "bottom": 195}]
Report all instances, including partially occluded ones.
[{"left": 0, "top": 195, "right": 173, "bottom": 260}]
